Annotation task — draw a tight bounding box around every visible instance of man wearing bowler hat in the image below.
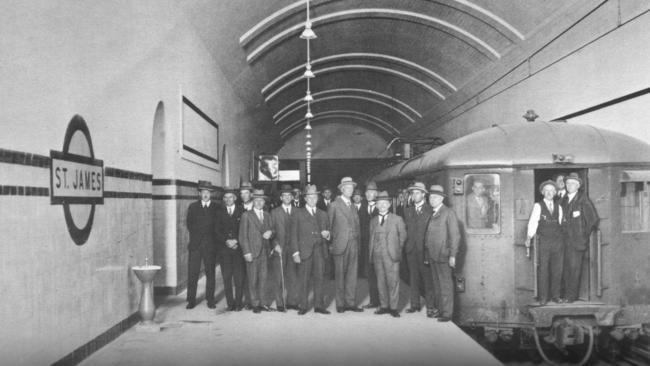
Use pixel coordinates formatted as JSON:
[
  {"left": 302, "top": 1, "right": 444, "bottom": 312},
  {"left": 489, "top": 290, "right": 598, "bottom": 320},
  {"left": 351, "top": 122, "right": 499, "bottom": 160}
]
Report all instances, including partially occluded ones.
[
  {"left": 185, "top": 180, "right": 219, "bottom": 309},
  {"left": 239, "top": 189, "right": 275, "bottom": 313},
  {"left": 268, "top": 184, "right": 300, "bottom": 311},
  {"left": 559, "top": 172, "right": 599, "bottom": 303},
  {"left": 369, "top": 191, "right": 407, "bottom": 317},
  {"left": 526, "top": 180, "right": 564, "bottom": 305},
  {"left": 291, "top": 185, "right": 331, "bottom": 315},
  {"left": 423, "top": 184, "right": 461, "bottom": 322},
  {"left": 328, "top": 177, "right": 363, "bottom": 312},
  {"left": 215, "top": 187, "right": 245, "bottom": 311},
  {"left": 404, "top": 181, "right": 436, "bottom": 316}
]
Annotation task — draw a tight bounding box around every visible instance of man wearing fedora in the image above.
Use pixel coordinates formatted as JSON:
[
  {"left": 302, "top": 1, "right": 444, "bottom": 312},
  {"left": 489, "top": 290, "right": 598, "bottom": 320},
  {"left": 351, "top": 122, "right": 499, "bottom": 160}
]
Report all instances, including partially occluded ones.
[
  {"left": 292, "top": 187, "right": 304, "bottom": 208},
  {"left": 559, "top": 172, "right": 599, "bottom": 303},
  {"left": 185, "top": 180, "right": 219, "bottom": 309},
  {"left": 403, "top": 181, "right": 436, "bottom": 316},
  {"left": 359, "top": 181, "right": 379, "bottom": 307},
  {"left": 424, "top": 184, "right": 461, "bottom": 322},
  {"left": 215, "top": 187, "right": 245, "bottom": 311},
  {"left": 239, "top": 189, "right": 275, "bottom": 313},
  {"left": 291, "top": 185, "right": 331, "bottom": 315},
  {"left": 268, "top": 184, "right": 300, "bottom": 311},
  {"left": 369, "top": 191, "right": 407, "bottom": 317},
  {"left": 239, "top": 181, "right": 255, "bottom": 309},
  {"left": 328, "top": 177, "right": 363, "bottom": 312},
  {"left": 317, "top": 185, "right": 334, "bottom": 211},
  {"left": 526, "top": 180, "right": 565, "bottom": 305}
]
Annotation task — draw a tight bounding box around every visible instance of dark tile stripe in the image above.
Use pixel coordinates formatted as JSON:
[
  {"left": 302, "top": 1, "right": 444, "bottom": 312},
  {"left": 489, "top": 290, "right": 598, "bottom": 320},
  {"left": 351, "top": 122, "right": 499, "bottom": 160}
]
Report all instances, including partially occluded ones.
[
  {"left": 104, "top": 167, "right": 152, "bottom": 182},
  {"left": 0, "top": 185, "right": 49, "bottom": 196},
  {"left": 51, "top": 312, "right": 139, "bottom": 366},
  {"left": 0, "top": 148, "right": 50, "bottom": 168},
  {"left": 103, "top": 191, "right": 152, "bottom": 199},
  {"left": 152, "top": 179, "right": 197, "bottom": 187}
]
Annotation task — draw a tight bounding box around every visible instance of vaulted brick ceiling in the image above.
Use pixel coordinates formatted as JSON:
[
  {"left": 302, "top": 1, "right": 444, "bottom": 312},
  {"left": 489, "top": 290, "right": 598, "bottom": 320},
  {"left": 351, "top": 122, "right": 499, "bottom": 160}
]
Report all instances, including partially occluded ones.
[{"left": 182, "top": 0, "right": 590, "bottom": 143}]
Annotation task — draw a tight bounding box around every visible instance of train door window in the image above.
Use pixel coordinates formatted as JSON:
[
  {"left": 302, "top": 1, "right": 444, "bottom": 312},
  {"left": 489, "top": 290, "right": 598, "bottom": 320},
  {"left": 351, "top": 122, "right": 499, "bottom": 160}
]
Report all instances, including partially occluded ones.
[
  {"left": 464, "top": 174, "right": 500, "bottom": 234},
  {"left": 620, "top": 170, "right": 650, "bottom": 232}
]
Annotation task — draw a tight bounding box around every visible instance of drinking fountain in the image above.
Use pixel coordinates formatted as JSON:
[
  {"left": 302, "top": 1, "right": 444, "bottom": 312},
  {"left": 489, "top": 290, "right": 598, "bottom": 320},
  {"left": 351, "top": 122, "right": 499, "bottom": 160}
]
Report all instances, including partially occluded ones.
[{"left": 132, "top": 257, "right": 161, "bottom": 331}]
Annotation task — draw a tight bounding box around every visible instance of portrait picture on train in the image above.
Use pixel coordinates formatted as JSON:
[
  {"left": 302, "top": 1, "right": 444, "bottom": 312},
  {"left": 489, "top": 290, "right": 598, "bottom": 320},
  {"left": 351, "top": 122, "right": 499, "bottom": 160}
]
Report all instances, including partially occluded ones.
[
  {"left": 464, "top": 173, "right": 500, "bottom": 233},
  {"left": 258, "top": 154, "right": 279, "bottom": 181}
]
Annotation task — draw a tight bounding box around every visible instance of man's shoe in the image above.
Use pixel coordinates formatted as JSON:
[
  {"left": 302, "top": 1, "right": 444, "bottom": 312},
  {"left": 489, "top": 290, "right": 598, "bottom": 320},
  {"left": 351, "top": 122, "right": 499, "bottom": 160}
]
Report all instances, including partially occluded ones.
[
  {"left": 186, "top": 302, "right": 196, "bottom": 309},
  {"left": 405, "top": 307, "right": 420, "bottom": 313},
  {"left": 551, "top": 298, "right": 560, "bottom": 303},
  {"left": 336, "top": 307, "right": 346, "bottom": 313},
  {"left": 244, "top": 304, "right": 253, "bottom": 310},
  {"left": 262, "top": 305, "right": 276, "bottom": 312},
  {"left": 227, "top": 305, "right": 236, "bottom": 311},
  {"left": 374, "top": 308, "right": 389, "bottom": 315},
  {"left": 346, "top": 306, "right": 363, "bottom": 312},
  {"left": 565, "top": 298, "right": 575, "bottom": 303},
  {"left": 427, "top": 310, "right": 440, "bottom": 318},
  {"left": 298, "top": 309, "right": 308, "bottom": 315},
  {"left": 286, "top": 304, "right": 300, "bottom": 311},
  {"left": 207, "top": 302, "right": 216, "bottom": 309},
  {"left": 390, "top": 310, "right": 400, "bottom": 318},
  {"left": 315, "top": 308, "right": 331, "bottom": 315},
  {"left": 539, "top": 299, "right": 548, "bottom": 306},
  {"left": 363, "top": 303, "right": 379, "bottom": 309},
  {"left": 253, "top": 306, "right": 262, "bottom": 313},
  {"left": 437, "top": 316, "right": 451, "bottom": 322},
  {"left": 234, "top": 305, "right": 243, "bottom": 311},
  {"left": 277, "top": 306, "right": 286, "bottom": 313}
]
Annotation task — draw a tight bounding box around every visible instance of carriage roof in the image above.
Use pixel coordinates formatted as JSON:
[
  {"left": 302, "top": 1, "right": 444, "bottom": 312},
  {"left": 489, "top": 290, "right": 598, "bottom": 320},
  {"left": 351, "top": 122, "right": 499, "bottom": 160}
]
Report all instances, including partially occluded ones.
[{"left": 373, "top": 122, "right": 650, "bottom": 182}]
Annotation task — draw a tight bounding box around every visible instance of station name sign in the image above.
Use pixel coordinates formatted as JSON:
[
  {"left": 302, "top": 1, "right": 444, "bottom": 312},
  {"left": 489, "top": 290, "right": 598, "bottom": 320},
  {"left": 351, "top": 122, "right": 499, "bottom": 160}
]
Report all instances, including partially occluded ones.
[{"left": 50, "top": 151, "right": 104, "bottom": 204}]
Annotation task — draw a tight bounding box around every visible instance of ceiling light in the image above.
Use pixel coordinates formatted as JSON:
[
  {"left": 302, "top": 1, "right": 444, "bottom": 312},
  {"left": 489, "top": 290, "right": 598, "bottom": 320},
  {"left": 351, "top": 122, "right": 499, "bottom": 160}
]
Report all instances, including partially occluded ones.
[
  {"left": 305, "top": 110, "right": 313, "bottom": 119},
  {"left": 303, "top": 90, "right": 314, "bottom": 102},
  {"left": 305, "top": 140, "right": 312, "bottom": 146},
  {"left": 305, "top": 122, "right": 312, "bottom": 130},
  {"left": 306, "top": 133, "right": 312, "bottom": 139},
  {"left": 303, "top": 64, "right": 315, "bottom": 78},
  {"left": 300, "top": 22, "right": 317, "bottom": 40}
]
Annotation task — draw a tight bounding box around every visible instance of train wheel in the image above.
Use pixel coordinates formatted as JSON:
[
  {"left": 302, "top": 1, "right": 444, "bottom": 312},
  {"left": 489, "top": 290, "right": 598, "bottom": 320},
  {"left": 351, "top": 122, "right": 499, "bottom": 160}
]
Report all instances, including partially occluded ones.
[{"left": 532, "top": 326, "right": 595, "bottom": 366}]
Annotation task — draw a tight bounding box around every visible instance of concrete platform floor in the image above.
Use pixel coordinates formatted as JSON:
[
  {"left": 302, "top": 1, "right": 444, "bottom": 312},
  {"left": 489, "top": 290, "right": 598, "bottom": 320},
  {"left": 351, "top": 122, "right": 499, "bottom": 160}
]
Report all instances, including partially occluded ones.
[{"left": 81, "top": 272, "right": 502, "bottom": 366}]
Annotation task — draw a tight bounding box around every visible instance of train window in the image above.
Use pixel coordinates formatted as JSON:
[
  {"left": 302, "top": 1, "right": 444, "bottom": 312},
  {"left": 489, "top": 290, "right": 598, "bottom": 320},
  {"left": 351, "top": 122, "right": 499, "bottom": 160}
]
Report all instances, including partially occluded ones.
[
  {"left": 620, "top": 172, "right": 650, "bottom": 232},
  {"left": 464, "top": 174, "right": 500, "bottom": 234}
]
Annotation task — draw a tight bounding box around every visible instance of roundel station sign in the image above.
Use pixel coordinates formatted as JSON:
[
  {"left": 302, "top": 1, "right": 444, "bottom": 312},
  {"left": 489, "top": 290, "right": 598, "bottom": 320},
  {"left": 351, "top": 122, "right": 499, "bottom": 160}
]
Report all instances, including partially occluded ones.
[{"left": 50, "top": 115, "right": 104, "bottom": 245}]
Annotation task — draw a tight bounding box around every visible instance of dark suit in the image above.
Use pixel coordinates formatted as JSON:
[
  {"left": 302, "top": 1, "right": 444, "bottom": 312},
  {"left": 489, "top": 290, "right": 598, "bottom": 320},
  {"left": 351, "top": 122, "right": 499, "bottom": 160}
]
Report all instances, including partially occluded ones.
[
  {"left": 239, "top": 202, "right": 254, "bottom": 307},
  {"left": 358, "top": 200, "right": 379, "bottom": 305},
  {"left": 186, "top": 200, "right": 219, "bottom": 305},
  {"left": 560, "top": 191, "right": 599, "bottom": 301},
  {"left": 215, "top": 204, "right": 245, "bottom": 308},
  {"left": 328, "top": 196, "right": 361, "bottom": 308},
  {"left": 317, "top": 198, "right": 333, "bottom": 211},
  {"left": 404, "top": 203, "right": 435, "bottom": 310},
  {"left": 239, "top": 209, "right": 273, "bottom": 307},
  {"left": 424, "top": 205, "right": 461, "bottom": 318},
  {"left": 369, "top": 213, "right": 407, "bottom": 310},
  {"left": 291, "top": 206, "right": 330, "bottom": 310},
  {"left": 269, "top": 205, "right": 299, "bottom": 308}
]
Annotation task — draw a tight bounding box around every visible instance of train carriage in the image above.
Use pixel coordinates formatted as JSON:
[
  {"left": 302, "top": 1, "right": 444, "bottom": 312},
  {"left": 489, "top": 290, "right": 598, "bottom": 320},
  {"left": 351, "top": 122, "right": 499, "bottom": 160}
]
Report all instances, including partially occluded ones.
[{"left": 371, "top": 121, "right": 650, "bottom": 361}]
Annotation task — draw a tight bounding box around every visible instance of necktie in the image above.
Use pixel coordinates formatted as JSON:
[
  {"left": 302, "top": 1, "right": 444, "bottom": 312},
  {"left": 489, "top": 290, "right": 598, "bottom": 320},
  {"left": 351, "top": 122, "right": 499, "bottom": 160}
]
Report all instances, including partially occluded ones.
[
  {"left": 369, "top": 204, "right": 374, "bottom": 215},
  {"left": 346, "top": 201, "right": 351, "bottom": 208},
  {"left": 228, "top": 207, "right": 232, "bottom": 215},
  {"left": 311, "top": 208, "right": 315, "bottom": 216},
  {"left": 257, "top": 211, "right": 263, "bottom": 221},
  {"left": 380, "top": 214, "right": 385, "bottom": 226},
  {"left": 548, "top": 202, "right": 553, "bottom": 214},
  {"left": 416, "top": 206, "right": 421, "bottom": 215},
  {"left": 285, "top": 207, "right": 290, "bottom": 215}
]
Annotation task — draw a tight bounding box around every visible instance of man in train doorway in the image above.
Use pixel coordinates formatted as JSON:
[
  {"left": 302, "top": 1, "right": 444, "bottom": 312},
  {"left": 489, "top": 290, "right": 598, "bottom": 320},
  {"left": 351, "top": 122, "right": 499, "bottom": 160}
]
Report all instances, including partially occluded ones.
[
  {"left": 424, "top": 185, "right": 461, "bottom": 322},
  {"left": 359, "top": 181, "right": 380, "bottom": 308},
  {"left": 239, "top": 189, "right": 275, "bottom": 313},
  {"left": 466, "top": 179, "right": 492, "bottom": 229},
  {"left": 404, "top": 182, "right": 436, "bottom": 317},
  {"left": 369, "top": 191, "right": 407, "bottom": 317},
  {"left": 553, "top": 174, "right": 567, "bottom": 199},
  {"left": 526, "top": 180, "right": 564, "bottom": 305},
  {"left": 185, "top": 180, "right": 219, "bottom": 309},
  {"left": 329, "top": 177, "right": 363, "bottom": 313},
  {"left": 215, "top": 188, "right": 245, "bottom": 311},
  {"left": 560, "top": 172, "right": 599, "bottom": 303}
]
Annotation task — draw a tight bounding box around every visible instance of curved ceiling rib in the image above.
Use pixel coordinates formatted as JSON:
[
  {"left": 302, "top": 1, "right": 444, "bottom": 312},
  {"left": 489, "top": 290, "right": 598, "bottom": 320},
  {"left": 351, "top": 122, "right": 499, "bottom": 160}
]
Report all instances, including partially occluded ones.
[
  {"left": 274, "top": 95, "right": 416, "bottom": 126},
  {"left": 273, "top": 88, "right": 422, "bottom": 120},
  {"left": 239, "top": 0, "right": 523, "bottom": 46},
  {"left": 280, "top": 110, "right": 399, "bottom": 137},
  {"left": 265, "top": 64, "right": 446, "bottom": 103},
  {"left": 246, "top": 8, "right": 501, "bottom": 63},
  {"left": 262, "top": 53, "right": 456, "bottom": 96}
]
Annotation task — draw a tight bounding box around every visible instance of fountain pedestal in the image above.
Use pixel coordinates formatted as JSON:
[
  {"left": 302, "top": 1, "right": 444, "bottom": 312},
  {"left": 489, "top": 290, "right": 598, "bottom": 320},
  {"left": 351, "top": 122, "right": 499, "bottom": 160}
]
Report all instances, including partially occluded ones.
[{"left": 132, "top": 265, "right": 161, "bottom": 332}]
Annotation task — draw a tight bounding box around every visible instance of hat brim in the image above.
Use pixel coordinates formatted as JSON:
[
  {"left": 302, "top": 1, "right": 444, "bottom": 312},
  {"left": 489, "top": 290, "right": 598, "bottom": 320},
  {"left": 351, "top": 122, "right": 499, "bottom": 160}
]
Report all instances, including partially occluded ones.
[
  {"left": 429, "top": 190, "right": 447, "bottom": 197},
  {"left": 376, "top": 197, "right": 392, "bottom": 202},
  {"left": 304, "top": 191, "right": 320, "bottom": 196},
  {"left": 198, "top": 187, "right": 214, "bottom": 192},
  {"left": 252, "top": 195, "right": 268, "bottom": 200},
  {"left": 338, "top": 182, "right": 357, "bottom": 189},
  {"left": 407, "top": 186, "right": 427, "bottom": 193},
  {"left": 565, "top": 177, "right": 582, "bottom": 185}
]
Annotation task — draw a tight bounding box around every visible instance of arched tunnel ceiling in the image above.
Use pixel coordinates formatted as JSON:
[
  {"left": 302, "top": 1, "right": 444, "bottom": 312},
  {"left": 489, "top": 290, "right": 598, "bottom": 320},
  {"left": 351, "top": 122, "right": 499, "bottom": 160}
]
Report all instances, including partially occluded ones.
[{"left": 182, "top": 0, "right": 591, "bottom": 144}]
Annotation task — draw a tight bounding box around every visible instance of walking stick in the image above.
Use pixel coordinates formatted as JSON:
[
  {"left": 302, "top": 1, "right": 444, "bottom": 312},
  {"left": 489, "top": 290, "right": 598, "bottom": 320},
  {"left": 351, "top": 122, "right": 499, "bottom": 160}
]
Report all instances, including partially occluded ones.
[{"left": 279, "top": 251, "right": 286, "bottom": 307}]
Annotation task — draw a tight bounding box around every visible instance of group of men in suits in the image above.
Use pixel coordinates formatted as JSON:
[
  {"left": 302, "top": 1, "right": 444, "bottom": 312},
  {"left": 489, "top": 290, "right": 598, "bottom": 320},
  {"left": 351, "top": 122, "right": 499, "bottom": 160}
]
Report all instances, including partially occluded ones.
[
  {"left": 525, "top": 172, "right": 599, "bottom": 305},
  {"left": 185, "top": 176, "right": 461, "bottom": 322}
]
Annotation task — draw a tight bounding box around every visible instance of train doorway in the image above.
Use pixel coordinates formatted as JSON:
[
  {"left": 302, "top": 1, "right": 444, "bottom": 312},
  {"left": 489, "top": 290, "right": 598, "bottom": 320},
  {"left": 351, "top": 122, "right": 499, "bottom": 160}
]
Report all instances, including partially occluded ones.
[{"left": 533, "top": 168, "right": 591, "bottom": 302}]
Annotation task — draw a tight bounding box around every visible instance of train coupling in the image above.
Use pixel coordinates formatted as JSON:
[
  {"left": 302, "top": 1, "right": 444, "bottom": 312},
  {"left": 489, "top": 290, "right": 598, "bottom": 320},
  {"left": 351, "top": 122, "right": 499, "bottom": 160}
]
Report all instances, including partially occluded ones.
[{"left": 544, "top": 318, "right": 591, "bottom": 349}]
